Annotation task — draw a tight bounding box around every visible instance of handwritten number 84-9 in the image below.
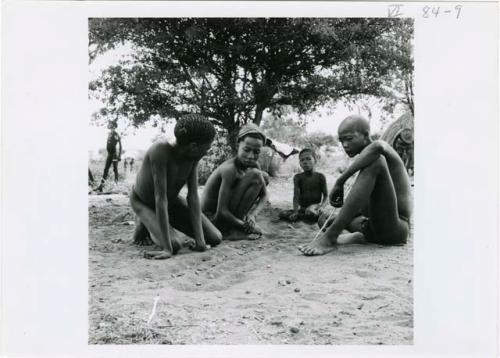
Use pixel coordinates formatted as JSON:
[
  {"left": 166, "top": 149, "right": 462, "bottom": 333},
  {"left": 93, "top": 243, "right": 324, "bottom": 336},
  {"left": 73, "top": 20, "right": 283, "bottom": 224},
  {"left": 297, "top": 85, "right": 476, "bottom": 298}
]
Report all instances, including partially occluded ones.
[{"left": 423, "top": 5, "right": 463, "bottom": 19}]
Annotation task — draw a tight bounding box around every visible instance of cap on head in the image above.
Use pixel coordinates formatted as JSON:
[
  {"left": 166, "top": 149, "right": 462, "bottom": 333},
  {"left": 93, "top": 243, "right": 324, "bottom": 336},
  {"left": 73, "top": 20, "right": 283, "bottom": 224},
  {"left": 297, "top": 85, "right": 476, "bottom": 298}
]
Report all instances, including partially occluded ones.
[
  {"left": 237, "top": 123, "right": 266, "bottom": 144},
  {"left": 338, "top": 115, "right": 370, "bottom": 136},
  {"left": 174, "top": 114, "right": 216, "bottom": 145}
]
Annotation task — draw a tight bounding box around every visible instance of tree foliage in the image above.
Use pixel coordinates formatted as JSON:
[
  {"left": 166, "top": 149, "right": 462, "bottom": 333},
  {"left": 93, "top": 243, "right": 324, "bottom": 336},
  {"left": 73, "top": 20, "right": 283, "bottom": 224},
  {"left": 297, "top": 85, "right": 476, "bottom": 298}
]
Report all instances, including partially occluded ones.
[{"left": 89, "top": 18, "right": 413, "bottom": 149}]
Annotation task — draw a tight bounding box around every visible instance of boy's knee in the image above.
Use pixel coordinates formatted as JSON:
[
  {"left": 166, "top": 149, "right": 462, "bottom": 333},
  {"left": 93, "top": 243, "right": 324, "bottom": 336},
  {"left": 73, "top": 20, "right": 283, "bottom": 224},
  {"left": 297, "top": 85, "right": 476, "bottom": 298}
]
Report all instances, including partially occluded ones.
[
  {"left": 261, "top": 171, "right": 270, "bottom": 185},
  {"left": 206, "top": 229, "right": 222, "bottom": 246},
  {"left": 245, "top": 168, "right": 264, "bottom": 183},
  {"left": 246, "top": 168, "right": 269, "bottom": 185}
]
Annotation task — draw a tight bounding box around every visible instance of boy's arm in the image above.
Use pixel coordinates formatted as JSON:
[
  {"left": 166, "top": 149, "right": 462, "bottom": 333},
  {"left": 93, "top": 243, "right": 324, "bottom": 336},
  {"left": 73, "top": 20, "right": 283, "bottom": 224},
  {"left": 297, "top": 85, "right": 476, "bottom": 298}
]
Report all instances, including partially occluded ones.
[
  {"left": 337, "top": 140, "right": 398, "bottom": 184},
  {"left": 186, "top": 163, "right": 207, "bottom": 251},
  {"left": 292, "top": 175, "right": 300, "bottom": 212},
  {"left": 214, "top": 167, "right": 246, "bottom": 229},
  {"left": 320, "top": 174, "right": 328, "bottom": 206},
  {"left": 150, "top": 152, "right": 173, "bottom": 253}
]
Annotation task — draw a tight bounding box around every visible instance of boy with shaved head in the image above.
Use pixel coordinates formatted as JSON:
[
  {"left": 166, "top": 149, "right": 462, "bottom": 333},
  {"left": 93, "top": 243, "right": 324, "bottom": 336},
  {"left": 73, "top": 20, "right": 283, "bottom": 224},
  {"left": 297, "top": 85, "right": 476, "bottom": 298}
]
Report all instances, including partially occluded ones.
[
  {"left": 201, "top": 124, "right": 270, "bottom": 240},
  {"left": 300, "top": 114, "right": 412, "bottom": 255}
]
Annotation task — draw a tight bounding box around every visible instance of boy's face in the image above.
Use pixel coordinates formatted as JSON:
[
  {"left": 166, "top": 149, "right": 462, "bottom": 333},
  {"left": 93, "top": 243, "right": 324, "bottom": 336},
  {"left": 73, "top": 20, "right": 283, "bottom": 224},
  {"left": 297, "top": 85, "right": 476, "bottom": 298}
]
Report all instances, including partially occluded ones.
[
  {"left": 299, "top": 152, "right": 315, "bottom": 172},
  {"left": 338, "top": 128, "right": 368, "bottom": 157},
  {"left": 237, "top": 136, "right": 263, "bottom": 167}
]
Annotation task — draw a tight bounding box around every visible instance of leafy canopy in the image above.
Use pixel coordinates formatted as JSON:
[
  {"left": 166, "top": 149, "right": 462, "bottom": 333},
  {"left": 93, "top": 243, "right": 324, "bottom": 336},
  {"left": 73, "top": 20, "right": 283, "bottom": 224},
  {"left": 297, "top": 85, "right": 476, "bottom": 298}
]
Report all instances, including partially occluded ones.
[{"left": 89, "top": 18, "right": 413, "bottom": 147}]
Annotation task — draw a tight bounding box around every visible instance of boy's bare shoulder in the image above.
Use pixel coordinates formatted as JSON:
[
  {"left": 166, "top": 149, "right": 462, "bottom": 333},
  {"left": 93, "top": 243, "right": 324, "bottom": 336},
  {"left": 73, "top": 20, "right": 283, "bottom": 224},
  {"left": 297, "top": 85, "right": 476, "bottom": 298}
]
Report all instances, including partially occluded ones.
[
  {"left": 147, "top": 141, "right": 173, "bottom": 161},
  {"left": 293, "top": 172, "right": 303, "bottom": 184},
  {"left": 217, "top": 158, "right": 238, "bottom": 177}
]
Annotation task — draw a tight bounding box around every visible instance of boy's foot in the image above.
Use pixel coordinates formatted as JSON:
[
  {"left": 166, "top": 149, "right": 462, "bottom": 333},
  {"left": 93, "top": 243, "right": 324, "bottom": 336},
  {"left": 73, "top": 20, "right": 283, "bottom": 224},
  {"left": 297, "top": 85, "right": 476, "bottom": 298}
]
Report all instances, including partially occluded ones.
[
  {"left": 133, "top": 235, "right": 154, "bottom": 246},
  {"left": 299, "top": 233, "right": 338, "bottom": 256},
  {"left": 299, "top": 231, "right": 365, "bottom": 255},
  {"left": 224, "top": 229, "right": 261, "bottom": 241},
  {"left": 144, "top": 250, "right": 173, "bottom": 260}
]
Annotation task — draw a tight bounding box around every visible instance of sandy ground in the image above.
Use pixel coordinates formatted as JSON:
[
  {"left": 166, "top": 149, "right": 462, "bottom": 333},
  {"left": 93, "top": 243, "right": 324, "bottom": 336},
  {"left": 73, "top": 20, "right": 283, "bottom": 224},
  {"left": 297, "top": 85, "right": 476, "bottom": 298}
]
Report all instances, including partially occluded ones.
[{"left": 88, "top": 165, "right": 413, "bottom": 345}]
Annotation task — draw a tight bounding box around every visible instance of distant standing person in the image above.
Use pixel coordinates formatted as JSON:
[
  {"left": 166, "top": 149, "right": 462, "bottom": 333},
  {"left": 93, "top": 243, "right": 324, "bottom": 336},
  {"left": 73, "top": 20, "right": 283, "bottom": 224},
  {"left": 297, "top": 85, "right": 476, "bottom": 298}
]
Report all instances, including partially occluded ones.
[
  {"left": 300, "top": 115, "right": 412, "bottom": 255},
  {"left": 96, "top": 121, "right": 122, "bottom": 192},
  {"left": 130, "top": 114, "right": 222, "bottom": 259},
  {"left": 201, "top": 124, "right": 270, "bottom": 240},
  {"left": 279, "top": 148, "right": 328, "bottom": 222},
  {"left": 123, "top": 152, "right": 135, "bottom": 174}
]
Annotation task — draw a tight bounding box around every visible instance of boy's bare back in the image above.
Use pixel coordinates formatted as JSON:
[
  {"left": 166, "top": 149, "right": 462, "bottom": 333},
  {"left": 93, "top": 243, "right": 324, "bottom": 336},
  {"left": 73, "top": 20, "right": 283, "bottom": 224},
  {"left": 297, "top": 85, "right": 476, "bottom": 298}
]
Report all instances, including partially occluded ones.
[{"left": 134, "top": 141, "right": 197, "bottom": 207}]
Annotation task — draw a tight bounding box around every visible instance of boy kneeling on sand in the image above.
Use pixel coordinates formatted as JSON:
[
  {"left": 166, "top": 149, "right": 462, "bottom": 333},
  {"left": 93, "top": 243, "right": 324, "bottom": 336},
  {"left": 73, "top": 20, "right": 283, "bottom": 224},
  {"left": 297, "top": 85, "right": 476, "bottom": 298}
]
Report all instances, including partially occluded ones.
[
  {"left": 130, "top": 114, "right": 222, "bottom": 260},
  {"left": 201, "top": 124, "right": 270, "bottom": 241},
  {"left": 279, "top": 148, "right": 328, "bottom": 223}
]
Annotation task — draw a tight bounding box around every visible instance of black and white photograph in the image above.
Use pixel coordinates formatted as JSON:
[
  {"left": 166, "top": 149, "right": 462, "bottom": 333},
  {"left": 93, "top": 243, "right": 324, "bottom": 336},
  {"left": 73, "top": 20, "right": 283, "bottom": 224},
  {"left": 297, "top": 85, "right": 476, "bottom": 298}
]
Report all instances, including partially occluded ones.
[
  {"left": 1, "top": 1, "right": 498, "bottom": 357},
  {"left": 88, "top": 17, "right": 415, "bottom": 345}
]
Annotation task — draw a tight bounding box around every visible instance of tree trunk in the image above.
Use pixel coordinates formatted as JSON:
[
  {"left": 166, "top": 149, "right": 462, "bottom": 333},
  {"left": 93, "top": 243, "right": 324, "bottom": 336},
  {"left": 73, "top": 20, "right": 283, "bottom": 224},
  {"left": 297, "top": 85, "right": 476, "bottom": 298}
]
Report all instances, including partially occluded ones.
[
  {"left": 227, "top": 125, "right": 239, "bottom": 154},
  {"left": 254, "top": 104, "right": 265, "bottom": 126}
]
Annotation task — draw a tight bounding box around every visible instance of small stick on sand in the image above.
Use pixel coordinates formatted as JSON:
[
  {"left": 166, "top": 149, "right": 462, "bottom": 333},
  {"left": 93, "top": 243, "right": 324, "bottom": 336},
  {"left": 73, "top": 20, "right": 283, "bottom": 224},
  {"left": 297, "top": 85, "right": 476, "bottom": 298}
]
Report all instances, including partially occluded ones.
[
  {"left": 307, "top": 180, "right": 355, "bottom": 243},
  {"left": 250, "top": 326, "right": 263, "bottom": 341},
  {"left": 147, "top": 294, "right": 160, "bottom": 325},
  {"left": 376, "top": 303, "right": 391, "bottom": 311},
  {"left": 312, "top": 208, "right": 338, "bottom": 241},
  {"left": 157, "top": 324, "right": 199, "bottom": 328}
]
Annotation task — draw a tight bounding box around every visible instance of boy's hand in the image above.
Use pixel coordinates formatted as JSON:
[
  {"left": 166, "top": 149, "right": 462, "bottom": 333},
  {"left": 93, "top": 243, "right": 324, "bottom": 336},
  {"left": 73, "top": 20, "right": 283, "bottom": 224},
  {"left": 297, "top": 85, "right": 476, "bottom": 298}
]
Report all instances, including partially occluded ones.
[
  {"left": 144, "top": 250, "right": 173, "bottom": 260},
  {"left": 329, "top": 181, "right": 344, "bottom": 208},
  {"left": 190, "top": 241, "right": 209, "bottom": 252},
  {"left": 243, "top": 216, "right": 262, "bottom": 234}
]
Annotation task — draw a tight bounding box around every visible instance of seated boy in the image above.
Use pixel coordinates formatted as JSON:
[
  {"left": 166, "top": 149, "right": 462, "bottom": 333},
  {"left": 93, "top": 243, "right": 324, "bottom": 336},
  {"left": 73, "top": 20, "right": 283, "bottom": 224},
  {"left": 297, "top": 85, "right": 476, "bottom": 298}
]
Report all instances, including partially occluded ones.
[
  {"left": 130, "top": 114, "right": 222, "bottom": 260},
  {"left": 279, "top": 148, "right": 328, "bottom": 223},
  {"left": 299, "top": 115, "right": 412, "bottom": 255},
  {"left": 201, "top": 124, "right": 270, "bottom": 240}
]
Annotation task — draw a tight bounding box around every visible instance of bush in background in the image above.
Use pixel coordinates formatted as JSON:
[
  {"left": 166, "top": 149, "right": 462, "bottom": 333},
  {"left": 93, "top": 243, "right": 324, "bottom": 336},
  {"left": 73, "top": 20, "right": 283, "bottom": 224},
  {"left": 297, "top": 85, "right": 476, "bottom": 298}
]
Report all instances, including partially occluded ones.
[{"left": 197, "top": 135, "right": 233, "bottom": 185}]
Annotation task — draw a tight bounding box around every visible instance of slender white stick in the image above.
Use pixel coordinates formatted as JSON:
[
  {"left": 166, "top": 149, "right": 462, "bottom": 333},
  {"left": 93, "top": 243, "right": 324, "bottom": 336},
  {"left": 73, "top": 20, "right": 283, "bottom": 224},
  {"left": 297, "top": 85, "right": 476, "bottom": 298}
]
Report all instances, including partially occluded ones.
[
  {"left": 311, "top": 180, "right": 355, "bottom": 241},
  {"left": 312, "top": 208, "right": 338, "bottom": 241},
  {"left": 147, "top": 294, "right": 160, "bottom": 326},
  {"left": 250, "top": 326, "right": 263, "bottom": 341}
]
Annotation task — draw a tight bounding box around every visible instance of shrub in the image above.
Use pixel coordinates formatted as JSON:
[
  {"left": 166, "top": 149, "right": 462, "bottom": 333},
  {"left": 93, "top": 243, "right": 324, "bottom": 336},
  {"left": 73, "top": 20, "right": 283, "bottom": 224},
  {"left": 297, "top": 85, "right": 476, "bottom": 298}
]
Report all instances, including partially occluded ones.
[{"left": 197, "top": 135, "right": 233, "bottom": 185}]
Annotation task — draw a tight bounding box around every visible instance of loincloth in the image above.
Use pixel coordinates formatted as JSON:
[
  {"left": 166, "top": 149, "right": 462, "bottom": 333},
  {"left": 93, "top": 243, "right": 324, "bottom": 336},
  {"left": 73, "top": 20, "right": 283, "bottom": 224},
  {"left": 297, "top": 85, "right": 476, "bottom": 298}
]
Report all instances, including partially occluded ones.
[{"left": 361, "top": 215, "right": 410, "bottom": 245}]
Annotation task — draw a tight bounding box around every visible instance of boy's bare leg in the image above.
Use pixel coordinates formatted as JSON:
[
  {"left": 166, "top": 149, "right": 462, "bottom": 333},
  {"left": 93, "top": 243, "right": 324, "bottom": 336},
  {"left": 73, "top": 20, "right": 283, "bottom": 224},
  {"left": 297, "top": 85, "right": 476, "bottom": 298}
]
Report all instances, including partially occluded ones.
[
  {"left": 130, "top": 191, "right": 180, "bottom": 258},
  {"left": 97, "top": 155, "right": 114, "bottom": 191},
  {"left": 300, "top": 156, "right": 407, "bottom": 255},
  {"left": 225, "top": 169, "right": 267, "bottom": 239},
  {"left": 167, "top": 197, "right": 223, "bottom": 247},
  {"left": 169, "top": 197, "right": 222, "bottom": 247},
  {"left": 112, "top": 161, "right": 119, "bottom": 183},
  {"left": 230, "top": 169, "right": 266, "bottom": 218}
]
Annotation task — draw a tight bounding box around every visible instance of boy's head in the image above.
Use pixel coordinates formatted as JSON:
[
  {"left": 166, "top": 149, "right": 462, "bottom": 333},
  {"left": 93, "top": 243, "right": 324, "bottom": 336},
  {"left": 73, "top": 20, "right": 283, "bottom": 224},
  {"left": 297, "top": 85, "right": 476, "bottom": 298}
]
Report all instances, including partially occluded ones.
[
  {"left": 174, "top": 114, "right": 216, "bottom": 160},
  {"left": 236, "top": 124, "right": 266, "bottom": 167},
  {"left": 338, "top": 115, "right": 371, "bottom": 157},
  {"left": 298, "top": 148, "right": 316, "bottom": 172}
]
